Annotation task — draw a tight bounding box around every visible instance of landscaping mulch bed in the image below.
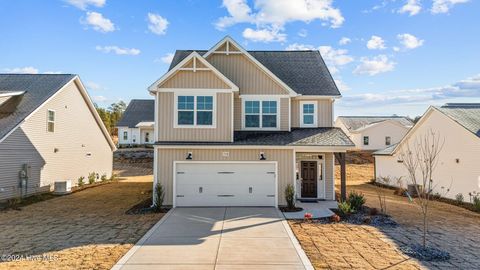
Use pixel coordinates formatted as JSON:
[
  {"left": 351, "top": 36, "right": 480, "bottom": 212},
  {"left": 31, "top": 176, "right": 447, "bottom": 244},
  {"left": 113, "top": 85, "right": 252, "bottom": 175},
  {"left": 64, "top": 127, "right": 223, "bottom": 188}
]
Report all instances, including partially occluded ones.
[
  {"left": 400, "top": 244, "right": 451, "bottom": 261},
  {"left": 279, "top": 206, "right": 303, "bottom": 212},
  {"left": 125, "top": 197, "right": 170, "bottom": 215}
]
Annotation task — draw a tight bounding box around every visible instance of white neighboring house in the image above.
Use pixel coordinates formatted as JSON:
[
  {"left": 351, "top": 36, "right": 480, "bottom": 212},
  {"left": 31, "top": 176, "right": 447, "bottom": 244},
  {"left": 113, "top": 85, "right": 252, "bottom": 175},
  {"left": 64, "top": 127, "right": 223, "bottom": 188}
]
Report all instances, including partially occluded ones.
[
  {"left": 116, "top": 99, "right": 155, "bottom": 147},
  {"left": 335, "top": 116, "right": 413, "bottom": 150},
  {"left": 374, "top": 103, "right": 480, "bottom": 201},
  {"left": 0, "top": 74, "right": 116, "bottom": 201}
]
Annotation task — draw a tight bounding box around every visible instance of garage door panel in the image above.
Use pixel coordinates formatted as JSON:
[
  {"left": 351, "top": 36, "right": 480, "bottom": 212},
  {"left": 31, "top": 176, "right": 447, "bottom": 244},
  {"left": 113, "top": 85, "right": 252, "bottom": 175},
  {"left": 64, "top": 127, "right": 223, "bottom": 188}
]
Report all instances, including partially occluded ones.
[{"left": 175, "top": 163, "right": 276, "bottom": 207}]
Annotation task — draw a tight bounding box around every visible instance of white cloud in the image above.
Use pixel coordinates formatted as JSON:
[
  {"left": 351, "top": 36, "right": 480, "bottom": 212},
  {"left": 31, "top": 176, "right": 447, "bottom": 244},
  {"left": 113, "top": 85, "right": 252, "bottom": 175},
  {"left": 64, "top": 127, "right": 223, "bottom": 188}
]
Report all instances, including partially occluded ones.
[
  {"left": 397, "top": 33, "right": 424, "bottom": 50},
  {"left": 298, "top": 29, "right": 308, "bottom": 37},
  {"left": 431, "top": 0, "right": 469, "bottom": 14},
  {"left": 285, "top": 43, "right": 353, "bottom": 74},
  {"left": 147, "top": 13, "right": 169, "bottom": 35},
  {"left": 83, "top": 12, "right": 115, "bottom": 33},
  {"left": 339, "top": 37, "right": 351, "bottom": 45},
  {"left": 93, "top": 95, "right": 108, "bottom": 102},
  {"left": 367, "top": 35, "right": 387, "bottom": 50},
  {"left": 340, "top": 73, "right": 480, "bottom": 107},
  {"left": 158, "top": 53, "right": 174, "bottom": 64},
  {"left": 3, "top": 66, "right": 39, "bottom": 74},
  {"left": 334, "top": 79, "right": 350, "bottom": 91},
  {"left": 242, "top": 27, "right": 286, "bottom": 43},
  {"left": 96, "top": 45, "right": 140, "bottom": 55},
  {"left": 216, "top": 0, "right": 344, "bottom": 42},
  {"left": 85, "top": 81, "right": 103, "bottom": 91},
  {"left": 65, "top": 0, "right": 105, "bottom": 10},
  {"left": 353, "top": 55, "right": 395, "bottom": 76},
  {"left": 398, "top": 0, "right": 422, "bottom": 16}
]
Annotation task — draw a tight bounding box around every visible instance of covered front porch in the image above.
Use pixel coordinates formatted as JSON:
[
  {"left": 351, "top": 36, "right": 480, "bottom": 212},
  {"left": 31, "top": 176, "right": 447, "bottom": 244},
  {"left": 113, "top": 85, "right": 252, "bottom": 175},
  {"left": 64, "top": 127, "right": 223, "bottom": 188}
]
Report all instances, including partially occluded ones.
[{"left": 294, "top": 150, "right": 348, "bottom": 203}]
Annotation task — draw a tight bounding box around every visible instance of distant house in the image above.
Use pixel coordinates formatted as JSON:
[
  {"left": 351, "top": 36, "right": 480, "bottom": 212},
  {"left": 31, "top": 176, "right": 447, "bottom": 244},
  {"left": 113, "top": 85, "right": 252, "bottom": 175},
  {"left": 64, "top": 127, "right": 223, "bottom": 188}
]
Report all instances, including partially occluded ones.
[
  {"left": 335, "top": 116, "right": 413, "bottom": 150},
  {"left": 0, "top": 74, "right": 116, "bottom": 201},
  {"left": 374, "top": 103, "right": 480, "bottom": 201},
  {"left": 116, "top": 99, "right": 155, "bottom": 147}
]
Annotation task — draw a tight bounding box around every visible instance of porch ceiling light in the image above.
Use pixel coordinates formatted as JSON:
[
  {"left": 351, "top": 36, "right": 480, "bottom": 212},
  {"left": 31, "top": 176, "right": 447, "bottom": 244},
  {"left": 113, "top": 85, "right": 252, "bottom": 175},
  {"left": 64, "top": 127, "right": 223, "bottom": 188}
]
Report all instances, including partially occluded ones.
[{"left": 186, "top": 152, "right": 193, "bottom": 160}]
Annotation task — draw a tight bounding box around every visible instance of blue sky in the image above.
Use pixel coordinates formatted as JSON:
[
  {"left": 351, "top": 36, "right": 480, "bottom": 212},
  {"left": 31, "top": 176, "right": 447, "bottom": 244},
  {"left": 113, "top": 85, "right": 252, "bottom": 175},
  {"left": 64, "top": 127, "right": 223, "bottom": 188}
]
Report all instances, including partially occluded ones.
[{"left": 1, "top": 0, "right": 479, "bottom": 117}]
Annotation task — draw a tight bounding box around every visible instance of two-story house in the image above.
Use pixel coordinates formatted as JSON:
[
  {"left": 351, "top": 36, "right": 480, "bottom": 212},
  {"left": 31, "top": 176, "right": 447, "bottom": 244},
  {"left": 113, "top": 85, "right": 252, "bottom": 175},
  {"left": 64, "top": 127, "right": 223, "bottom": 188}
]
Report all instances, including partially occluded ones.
[
  {"left": 116, "top": 99, "right": 155, "bottom": 147},
  {"left": 149, "top": 37, "right": 354, "bottom": 207}
]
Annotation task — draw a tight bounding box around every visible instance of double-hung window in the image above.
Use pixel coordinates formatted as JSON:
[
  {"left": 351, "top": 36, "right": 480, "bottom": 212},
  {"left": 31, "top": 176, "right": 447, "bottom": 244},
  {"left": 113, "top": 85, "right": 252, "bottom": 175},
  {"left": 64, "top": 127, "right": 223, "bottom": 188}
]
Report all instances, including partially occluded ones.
[
  {"left": 123, "top": 131, "right": 128, "bottom": 140},
  {"left": 47, "top": 110, "right": 55, "bottom": 132},
  {"left": 243, "top": 99, "right": 278, "bottom": 129},
  {"left": 300, "top": 102, "right": 317, "bottom": 127},
  {"left": 176, "top": 95, "right": 214, "bottom": 127}
]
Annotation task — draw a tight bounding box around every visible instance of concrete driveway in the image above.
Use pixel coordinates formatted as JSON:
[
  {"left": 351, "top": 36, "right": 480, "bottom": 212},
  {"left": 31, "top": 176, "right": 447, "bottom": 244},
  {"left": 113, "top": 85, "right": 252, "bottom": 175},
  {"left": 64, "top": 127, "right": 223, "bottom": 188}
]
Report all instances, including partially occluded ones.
[{"left": 113, "top": 207, "right": 312, "bottom": 270}]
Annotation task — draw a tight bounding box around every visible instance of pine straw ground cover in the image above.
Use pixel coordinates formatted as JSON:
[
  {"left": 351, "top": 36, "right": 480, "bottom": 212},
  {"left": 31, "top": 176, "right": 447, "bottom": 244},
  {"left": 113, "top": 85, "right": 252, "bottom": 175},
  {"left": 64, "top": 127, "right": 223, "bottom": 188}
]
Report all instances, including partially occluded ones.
[{"left": 0, "top": 175, "right": 163, "bottom": 270}]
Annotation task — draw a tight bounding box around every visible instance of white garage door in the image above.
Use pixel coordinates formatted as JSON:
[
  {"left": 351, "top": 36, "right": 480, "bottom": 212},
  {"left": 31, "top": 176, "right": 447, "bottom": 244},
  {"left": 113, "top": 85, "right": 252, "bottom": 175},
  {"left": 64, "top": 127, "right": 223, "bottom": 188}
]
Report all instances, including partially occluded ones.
[{"left": 175, "top": 162, "right": 276, "bottom": 207}]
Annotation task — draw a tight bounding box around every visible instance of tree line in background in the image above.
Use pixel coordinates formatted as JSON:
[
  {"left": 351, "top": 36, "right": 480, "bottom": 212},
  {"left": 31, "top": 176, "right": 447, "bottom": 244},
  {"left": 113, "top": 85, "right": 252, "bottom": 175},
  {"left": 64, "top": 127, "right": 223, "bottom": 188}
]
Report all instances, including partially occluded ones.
[{"left": 95, "top": 101, "right": 127, "bottom": 137}]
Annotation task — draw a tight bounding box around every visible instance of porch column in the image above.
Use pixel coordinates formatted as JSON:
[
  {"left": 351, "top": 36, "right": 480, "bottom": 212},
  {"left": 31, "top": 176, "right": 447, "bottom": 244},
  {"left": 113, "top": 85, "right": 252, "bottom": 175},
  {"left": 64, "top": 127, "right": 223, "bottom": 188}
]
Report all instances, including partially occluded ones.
[{"left": 334, "top": 152, "right": 347, "bottom": 201}]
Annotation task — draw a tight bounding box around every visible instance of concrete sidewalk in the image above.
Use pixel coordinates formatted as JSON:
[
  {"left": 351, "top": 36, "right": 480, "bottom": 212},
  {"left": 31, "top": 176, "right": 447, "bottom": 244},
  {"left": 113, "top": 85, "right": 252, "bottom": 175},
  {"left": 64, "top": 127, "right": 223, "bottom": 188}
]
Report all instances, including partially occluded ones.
[{"left": 112, "top": 207, "right": 313, "bottom": 270}]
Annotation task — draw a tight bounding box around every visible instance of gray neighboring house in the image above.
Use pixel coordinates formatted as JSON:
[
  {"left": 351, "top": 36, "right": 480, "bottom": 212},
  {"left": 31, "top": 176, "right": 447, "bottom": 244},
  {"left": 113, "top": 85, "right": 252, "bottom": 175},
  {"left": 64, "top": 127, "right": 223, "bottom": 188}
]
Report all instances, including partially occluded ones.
[
  {"left": 0, "top": 74, "right": 116, "bottom": 201},
  {"left": 116, "top": 99, "right": 155, "bottom": 147}
]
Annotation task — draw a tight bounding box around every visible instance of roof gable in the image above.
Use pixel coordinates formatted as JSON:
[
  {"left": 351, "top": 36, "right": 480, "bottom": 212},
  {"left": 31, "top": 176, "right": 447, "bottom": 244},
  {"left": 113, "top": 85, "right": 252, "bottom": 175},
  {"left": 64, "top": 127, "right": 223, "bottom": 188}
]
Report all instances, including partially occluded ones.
[
  {"left": 437, "top": 103, "right": 480, "bottom": 138},
  {"left": 117, "top": 99, "right": 155, "bottom": 128}
]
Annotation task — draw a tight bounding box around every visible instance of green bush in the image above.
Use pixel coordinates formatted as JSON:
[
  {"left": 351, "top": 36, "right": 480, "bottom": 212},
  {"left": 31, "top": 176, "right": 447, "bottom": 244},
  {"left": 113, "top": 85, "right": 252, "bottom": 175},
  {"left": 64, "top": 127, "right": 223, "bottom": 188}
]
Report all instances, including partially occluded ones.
[
  {"left": 88, "top": 172, "right": 96, "bottom": 185},
  {"left": 473, "top": 195, "right": 480, "bottom": 211},
  {"left": 154, "top": 183, "right": 165, "bottom": 212},
  {"left": 455, "top": 193, "right": 464, "bottom": 204},
  {"left": 110, "top": 174, "right": 117, "bottom": 181},
  {"left": 285, "top": 184, "right": 296, "bottom": 209},
  {"left": 338, "top": 201, "right": 353, "bottom": 216},
  {"left": 78, "top": 176, "right": 85, "bottom": 187},
  {"left": 101, "top": 174, "right": 107, "bottom": 182},
  {"left": 347, "top": 191, "right": 365, "bottom": 211}
]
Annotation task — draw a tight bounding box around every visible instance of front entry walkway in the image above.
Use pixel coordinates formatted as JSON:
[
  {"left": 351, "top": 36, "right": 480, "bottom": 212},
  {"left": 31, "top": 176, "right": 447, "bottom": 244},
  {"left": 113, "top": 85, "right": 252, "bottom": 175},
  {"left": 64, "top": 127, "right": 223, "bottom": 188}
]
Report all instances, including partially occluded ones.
[{"left": 112, "top": 207, "right": 313, "bottom": 270}]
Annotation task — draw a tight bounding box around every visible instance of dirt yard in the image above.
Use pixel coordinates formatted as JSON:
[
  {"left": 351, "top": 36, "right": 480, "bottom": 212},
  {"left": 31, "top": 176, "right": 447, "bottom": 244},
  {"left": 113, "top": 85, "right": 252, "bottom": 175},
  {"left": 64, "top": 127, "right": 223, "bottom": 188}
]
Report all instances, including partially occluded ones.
[
  {"left": 330, "top": 163, "right": 480, "bottom": 269},
  {"left": 0, "top": 165, "right": 162, "bottom": 270}
]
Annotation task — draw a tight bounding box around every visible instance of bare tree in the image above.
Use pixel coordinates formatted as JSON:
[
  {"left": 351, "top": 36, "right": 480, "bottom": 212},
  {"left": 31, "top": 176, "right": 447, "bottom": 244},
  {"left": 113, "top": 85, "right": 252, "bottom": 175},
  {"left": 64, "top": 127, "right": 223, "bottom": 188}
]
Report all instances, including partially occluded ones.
[{"left": 398, "top": 129, "right": 445, "bottom": 248}]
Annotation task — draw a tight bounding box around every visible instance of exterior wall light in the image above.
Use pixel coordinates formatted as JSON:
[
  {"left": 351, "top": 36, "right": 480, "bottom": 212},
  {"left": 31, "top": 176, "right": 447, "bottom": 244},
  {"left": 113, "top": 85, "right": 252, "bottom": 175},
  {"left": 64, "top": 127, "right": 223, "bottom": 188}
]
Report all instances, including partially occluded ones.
[
  {"left": 186, "top": 152, "right": 193, "bottom": 160},
  {"left": 260, "top": 152, "right": 266, "bottom": 160},
  {"left": 455, "top": 158, "right": 460, "bottom": 163}
]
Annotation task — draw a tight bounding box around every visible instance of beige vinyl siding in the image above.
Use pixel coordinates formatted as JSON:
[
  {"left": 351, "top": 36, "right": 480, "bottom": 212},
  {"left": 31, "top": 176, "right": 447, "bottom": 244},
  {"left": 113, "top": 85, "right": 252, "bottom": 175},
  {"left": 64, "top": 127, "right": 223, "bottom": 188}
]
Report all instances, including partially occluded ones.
[
  {"left": 158, "top": 92, "right": 233, "bottom": 142},
  {"left": 233, "top": 96, "right": 289, "bottom": 131},
  {"left": 324, "top": 153, "right": 335, "bottom": 200},
  {"left": 0, "top": 81, "right": 113, "bottom": 200},
  {"left": 291, "top": 99, "right": 333, "bottom": 127},
  {"left": 207, "top": 54, "right": 289, "bottom": 95},
  {"left": 156, "top": 148, "right": 294, "bottom": 206},
  {"left": 160, "top": 70, "right": 230, "bottom": 89}
]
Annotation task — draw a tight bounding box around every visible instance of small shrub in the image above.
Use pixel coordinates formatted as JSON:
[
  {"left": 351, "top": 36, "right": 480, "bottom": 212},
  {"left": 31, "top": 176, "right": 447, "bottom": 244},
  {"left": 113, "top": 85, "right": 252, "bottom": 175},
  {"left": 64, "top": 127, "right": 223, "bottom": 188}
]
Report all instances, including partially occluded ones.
[
  {"left": 347, "top": 191, "right": 365, "bottom": 211},
  {"left": 473, "top": 195, "right": 480, "bottom": 211},
  {"left": 285, "top": 184, "right": 295, "bottom": 210},
  {"left": 455, "top": 193, "right": 464, "bottom": 204},
  {"left": 101, "top": 174, "right": 107, "bottom": 182},
  {"left": 154, "top": 183, "right": 165, "bottom": 212},
  {"left": 78, "top": 176, "right": 85, "bottom": 187},
  {"left": 338, "top": 201, "right": 353, "bottom": 216},
  {"left": 88, "top": 172, "right": 96, "bottom": 184},
  {"left": 7, "top": 197, "right": 21, "bottom": 210},
  {"left": 110, "top": 174, "right": 117, "bottom": 181}
]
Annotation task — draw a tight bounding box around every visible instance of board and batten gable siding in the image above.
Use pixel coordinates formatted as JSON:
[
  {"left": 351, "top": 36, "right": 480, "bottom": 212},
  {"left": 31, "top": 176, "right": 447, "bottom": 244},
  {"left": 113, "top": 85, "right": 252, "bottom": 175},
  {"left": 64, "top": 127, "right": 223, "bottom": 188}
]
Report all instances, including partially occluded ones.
[
  {"left": 375, "top": 109, "right": 480, "bottom": 200},
  {"left": 159, "top": 70, "right": 230, "bottom": 89},
  {"left": 157, "top": 92, "right": 233, "bottom": 142},
  {"left": 156, "top": 148, "right": 294, "bottom": 206},
  {"left": 207, "top": 54, "right": 289, "bottom": 95},
  {"left": 291, "top": 99, "right": 333, "bottom": 127},
  {"left": 0, "top": 80, "right": 113, "bottom": 200}
]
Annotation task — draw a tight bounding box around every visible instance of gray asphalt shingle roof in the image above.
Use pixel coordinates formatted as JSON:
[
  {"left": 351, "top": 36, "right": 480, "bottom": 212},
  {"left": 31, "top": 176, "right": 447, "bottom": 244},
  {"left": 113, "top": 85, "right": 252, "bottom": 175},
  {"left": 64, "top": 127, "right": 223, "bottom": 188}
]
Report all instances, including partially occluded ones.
[
  {"left": 116, "top": 99, "right": 155, "bottom": 128},
  {"left": 156, "top": 128, "right": 354, "bottom": 147},
  {"left": 169, "top": 50, "right": 341, "bottom": 96},
  {"left": 437, "top": 103, "right": 480, "bottom": 137},
  {"left": 0, "top": 74, "right": 76, "bottom": 140},
  {"left": 337, "top": 116, "right": 413, "bottom": 131}
]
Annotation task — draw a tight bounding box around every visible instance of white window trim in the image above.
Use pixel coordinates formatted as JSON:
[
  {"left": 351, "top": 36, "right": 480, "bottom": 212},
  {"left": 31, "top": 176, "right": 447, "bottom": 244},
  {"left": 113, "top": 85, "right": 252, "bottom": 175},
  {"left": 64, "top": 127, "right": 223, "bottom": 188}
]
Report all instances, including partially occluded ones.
[
  {"left": 123, "top": 131, "right": 128, "bottom": 141},
  {"left": 241, "top": 96, "right": 280, "bottom": 131},
  {"left": 47, "top": 109, "right": 55, "bottom": 133},
  {"left": 300, "top": 101, "right": 317, "bottom": 127},
  {"left": 174, "top": 92, "right": 217, "bottom": 129}
]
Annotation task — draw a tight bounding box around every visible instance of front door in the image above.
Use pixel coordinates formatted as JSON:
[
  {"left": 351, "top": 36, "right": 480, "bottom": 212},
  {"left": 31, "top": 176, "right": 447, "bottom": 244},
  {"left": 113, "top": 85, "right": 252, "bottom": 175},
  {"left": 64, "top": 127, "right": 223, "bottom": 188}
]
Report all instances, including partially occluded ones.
[{"left": 301, "top": 161, "right": 317, "bottom": 198}]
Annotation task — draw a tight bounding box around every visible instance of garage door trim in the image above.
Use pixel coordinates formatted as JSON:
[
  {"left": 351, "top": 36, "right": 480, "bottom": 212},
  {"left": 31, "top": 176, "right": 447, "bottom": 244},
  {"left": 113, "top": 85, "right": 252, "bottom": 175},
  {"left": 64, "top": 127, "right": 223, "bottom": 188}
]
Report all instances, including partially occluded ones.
[{"left": 173, "top": 161, "right": 278, "bottom": 208}]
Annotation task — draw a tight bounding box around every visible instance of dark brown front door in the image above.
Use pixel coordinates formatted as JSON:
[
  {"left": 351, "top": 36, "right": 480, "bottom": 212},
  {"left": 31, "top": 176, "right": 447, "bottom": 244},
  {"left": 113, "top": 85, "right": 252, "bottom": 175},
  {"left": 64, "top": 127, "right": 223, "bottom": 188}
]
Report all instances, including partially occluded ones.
[{"left": 301, "top": 161, "right": 317, "bottom": 198}]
